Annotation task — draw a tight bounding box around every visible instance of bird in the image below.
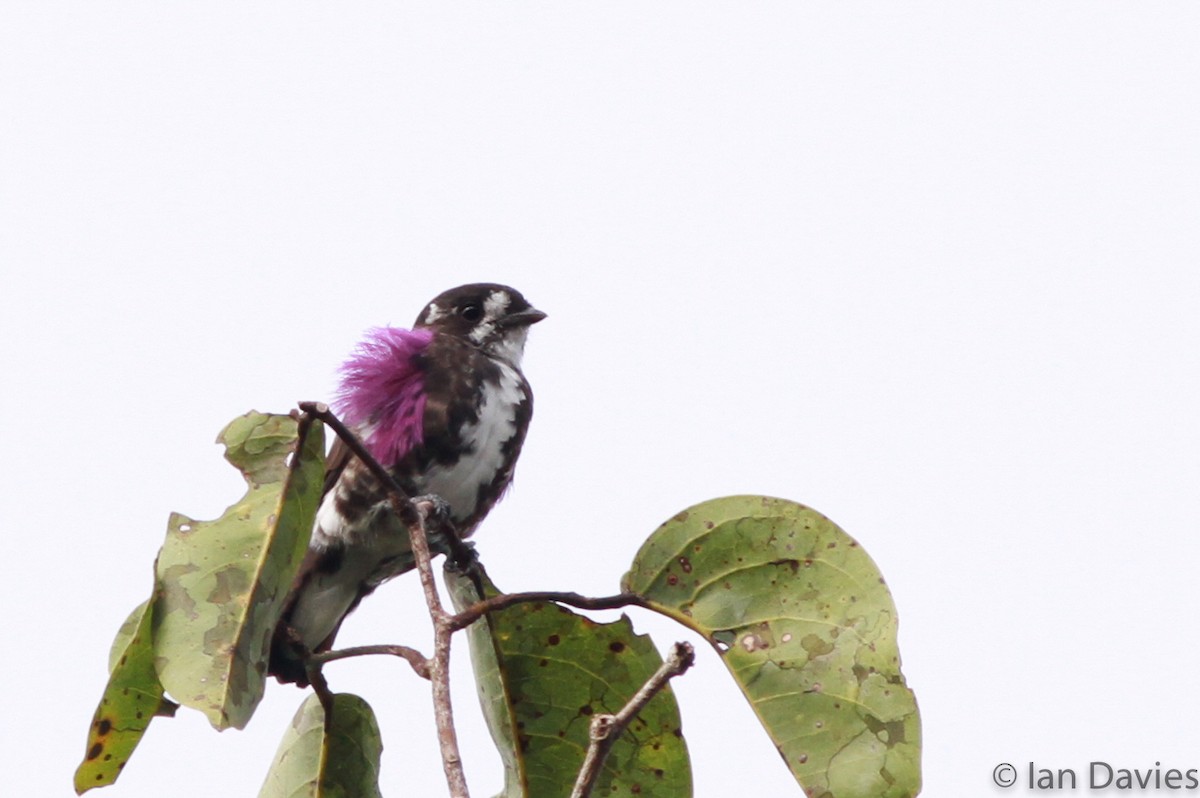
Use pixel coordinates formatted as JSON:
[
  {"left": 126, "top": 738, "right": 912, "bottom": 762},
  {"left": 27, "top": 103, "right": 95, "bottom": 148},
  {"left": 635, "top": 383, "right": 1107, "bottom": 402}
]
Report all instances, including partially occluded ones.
[{"left": 269, "top": 283, "right": 545, "bottom": 685}]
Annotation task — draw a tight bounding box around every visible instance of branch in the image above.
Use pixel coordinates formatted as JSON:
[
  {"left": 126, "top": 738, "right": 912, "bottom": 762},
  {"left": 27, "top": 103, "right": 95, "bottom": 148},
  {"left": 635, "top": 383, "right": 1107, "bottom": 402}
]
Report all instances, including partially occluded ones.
[
  {"left": 448, "top": 591, "right": 647, "bottom": 632},
  {"left": 305, "top": 659, "right": 336, "bottom": 724},
  {"left": 311, "top": 644, "right": 431, "bottom": 680},
  {"left": 407, "top": 498, "right": 470, "bottom": 798},
  {"left": 297, "top": 402, "right": 419, "bottom": 525},
  {"left": 299, "top": 402, "right": 680, "bottom": 798},
  {"left": 569, "top": 642, "right": 696, "bottom": 798},
  {"left": 298, "top": 402, "right": 471, "bottom": 798}
]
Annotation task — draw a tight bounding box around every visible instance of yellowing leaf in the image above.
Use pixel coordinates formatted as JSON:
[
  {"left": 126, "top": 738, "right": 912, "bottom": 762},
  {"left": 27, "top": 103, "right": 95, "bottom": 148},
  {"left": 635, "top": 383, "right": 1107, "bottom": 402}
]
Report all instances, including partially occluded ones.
[
  {"left": 154, "top": 412, "right": 325, "bottom": 730},
  {"left": 75, "top": 600, "right": 176, "bottom": 794}
]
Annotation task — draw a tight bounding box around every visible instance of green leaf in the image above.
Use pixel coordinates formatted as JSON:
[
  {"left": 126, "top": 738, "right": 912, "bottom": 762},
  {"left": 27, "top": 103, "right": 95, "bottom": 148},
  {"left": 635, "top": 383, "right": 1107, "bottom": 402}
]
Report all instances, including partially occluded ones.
[
  {"left": 75, "top": 599, "right": 177, "bottom": 794},
  {"left": 447, "top": 565, "right": 692, "bottom": 798},
  {"left": 258, "top": 693, "right": 383, "bottom": 798},
  {"left": 622, "top": 496, "right": 921, "bottom": 798},
  {"left": 153, "top": 412, "right": 325, "bottom": 730}
]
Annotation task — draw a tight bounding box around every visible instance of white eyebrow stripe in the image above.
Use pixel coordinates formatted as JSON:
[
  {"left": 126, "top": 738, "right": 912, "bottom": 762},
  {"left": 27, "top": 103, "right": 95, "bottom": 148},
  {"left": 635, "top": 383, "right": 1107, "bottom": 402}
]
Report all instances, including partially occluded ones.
[
  {"left": 483, "top": 290, "right": 509, "bottom": 319},
  {"left": 423, "top": 302, "right": 444, "bottom": 324}
]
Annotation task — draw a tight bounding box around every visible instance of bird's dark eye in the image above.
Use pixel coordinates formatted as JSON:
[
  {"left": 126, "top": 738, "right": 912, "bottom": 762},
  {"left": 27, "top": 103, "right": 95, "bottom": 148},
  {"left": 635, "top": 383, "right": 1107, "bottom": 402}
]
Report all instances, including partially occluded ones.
[{"left": 460, "top": 304, "right": 484, "bottom": 322}]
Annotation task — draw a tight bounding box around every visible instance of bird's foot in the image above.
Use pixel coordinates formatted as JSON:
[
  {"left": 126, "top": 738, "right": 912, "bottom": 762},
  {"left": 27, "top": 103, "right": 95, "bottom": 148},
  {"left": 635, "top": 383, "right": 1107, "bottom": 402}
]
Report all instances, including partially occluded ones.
[
  {"left": 409, "top": 494, "right": 475, "bottom": 566},
  {"left": 411, "top": 493, "right": 453, "bottom": 527}
]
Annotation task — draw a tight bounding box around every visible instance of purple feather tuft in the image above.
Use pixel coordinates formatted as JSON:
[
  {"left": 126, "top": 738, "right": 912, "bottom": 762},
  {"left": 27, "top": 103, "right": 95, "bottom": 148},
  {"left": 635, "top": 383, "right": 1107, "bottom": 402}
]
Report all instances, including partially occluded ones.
[{"left": 334, "top": 326, "right": 434, "bottom": 465}]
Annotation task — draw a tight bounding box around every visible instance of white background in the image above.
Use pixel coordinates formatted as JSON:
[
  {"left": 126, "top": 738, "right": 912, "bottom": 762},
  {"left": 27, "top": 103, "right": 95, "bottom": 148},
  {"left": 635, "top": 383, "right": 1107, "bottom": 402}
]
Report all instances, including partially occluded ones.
[{"left": 3, "top": 4, "right": 1199, "bottom": 796}]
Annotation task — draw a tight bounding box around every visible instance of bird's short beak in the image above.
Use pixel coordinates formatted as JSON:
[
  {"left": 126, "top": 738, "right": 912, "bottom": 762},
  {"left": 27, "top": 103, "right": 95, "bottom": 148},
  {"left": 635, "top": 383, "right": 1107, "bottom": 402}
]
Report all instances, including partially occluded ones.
[{"left": 500, "top": 308, "right": 548, "bottom": 328}]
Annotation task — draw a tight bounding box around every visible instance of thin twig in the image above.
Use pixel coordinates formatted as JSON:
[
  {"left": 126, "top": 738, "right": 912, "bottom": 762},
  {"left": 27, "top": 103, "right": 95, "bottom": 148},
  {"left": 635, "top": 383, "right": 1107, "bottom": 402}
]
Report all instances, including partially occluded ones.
[
  {"left": 297, "top": 402, "right": 420, "bottom": 526},
  {"left": 569, "top": 642, "right": 696, "bottom": 798},
  {"left": 311, "top": 644, "right": 431, "bottom": 679},
  {"left": 298, "top": 402, "right": 471, "bottom": 798},
  {"left": 306, "top": 660, "right": 336, "bottom": 724},
  {"left": 406, "top": 499, "right": 470, "bottom": 798},
  {"left": 448, "top": 591, "right": 647, "bottom": 632}
]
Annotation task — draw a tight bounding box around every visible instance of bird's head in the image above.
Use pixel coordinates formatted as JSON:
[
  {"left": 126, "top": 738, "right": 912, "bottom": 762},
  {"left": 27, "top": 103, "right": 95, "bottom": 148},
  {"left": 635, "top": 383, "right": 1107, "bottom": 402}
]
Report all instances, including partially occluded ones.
[{"left": 415, "top": 283, "right": 546, "bottom": 366}]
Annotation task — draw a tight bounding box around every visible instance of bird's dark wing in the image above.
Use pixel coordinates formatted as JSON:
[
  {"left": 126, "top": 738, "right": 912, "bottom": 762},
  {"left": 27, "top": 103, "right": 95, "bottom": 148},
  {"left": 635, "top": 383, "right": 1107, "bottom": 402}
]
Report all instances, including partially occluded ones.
[{"left": 413, "top": 335, "right": 490, "bottom": 466}]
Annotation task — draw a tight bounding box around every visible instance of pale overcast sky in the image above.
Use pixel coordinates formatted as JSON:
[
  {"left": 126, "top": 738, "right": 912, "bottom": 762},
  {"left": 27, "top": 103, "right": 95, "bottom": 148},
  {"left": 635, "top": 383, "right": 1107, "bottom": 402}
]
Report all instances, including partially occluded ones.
[{"left": 3, "top": 4, "right": 1199, "bottom": 796}]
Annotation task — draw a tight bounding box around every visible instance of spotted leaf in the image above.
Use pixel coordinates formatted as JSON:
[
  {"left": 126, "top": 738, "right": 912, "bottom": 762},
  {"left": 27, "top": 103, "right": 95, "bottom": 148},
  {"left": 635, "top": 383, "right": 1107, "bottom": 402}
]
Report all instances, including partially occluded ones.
[
  {"left": 622, "top": 496, "right": 921, "bottom": 798},
  {"left": 447, "top": 565, "right": 692, "bottom": 798},
  {"left": 74, "top": 599, "right": 177, "bottom": 794}
]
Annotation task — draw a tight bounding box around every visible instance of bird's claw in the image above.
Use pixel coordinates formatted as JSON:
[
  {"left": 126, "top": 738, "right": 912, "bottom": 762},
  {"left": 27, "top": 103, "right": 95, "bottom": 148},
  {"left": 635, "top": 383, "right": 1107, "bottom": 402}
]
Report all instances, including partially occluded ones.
[
  {"left": 411, "top": 493, "right": 452, "bottom": 526},
  {"left": 410, "top": 494, "right": 469, "bottom": 560}
]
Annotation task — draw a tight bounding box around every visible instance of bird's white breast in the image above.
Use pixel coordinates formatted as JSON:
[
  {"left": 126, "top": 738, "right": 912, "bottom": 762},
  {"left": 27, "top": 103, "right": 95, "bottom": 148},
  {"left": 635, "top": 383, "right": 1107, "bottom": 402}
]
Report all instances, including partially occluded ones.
[{"left": 420, "top": 360, "right": 525, "bottom": 525}]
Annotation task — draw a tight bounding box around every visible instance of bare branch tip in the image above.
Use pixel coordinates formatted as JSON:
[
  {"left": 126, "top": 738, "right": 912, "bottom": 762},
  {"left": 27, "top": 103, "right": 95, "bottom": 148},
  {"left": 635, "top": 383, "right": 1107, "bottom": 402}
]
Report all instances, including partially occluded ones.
[
  {"left": 589, "top": 715, "right": 617, "bottom": 742},
  {"left": 669, "top": 641, "right": 696, "bottom": 673},
  {"left": 570, "top": 638, "right": 697, "bottom": 798},
  {"left": 311, "top": 644, "right": 433, "bottom": 680}
]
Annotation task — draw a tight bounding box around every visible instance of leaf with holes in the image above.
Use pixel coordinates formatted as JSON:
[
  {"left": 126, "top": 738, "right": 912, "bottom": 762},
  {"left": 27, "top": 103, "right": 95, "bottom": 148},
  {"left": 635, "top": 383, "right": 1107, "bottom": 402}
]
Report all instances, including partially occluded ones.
[
  {"left": 622, "top": 496, "right": 921, "bottom": 798},
  {"left": 154, "top": 412, "right": 325, "bottom": 730},
  {"left": 75, "top": 599, "right": 178, "bottom": 794},
  {"left": 258, "top": 693, "right": 383, "bottom": 798},
  {"left": 447, "top": 565, "right": 692, "bottom": 798}
]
